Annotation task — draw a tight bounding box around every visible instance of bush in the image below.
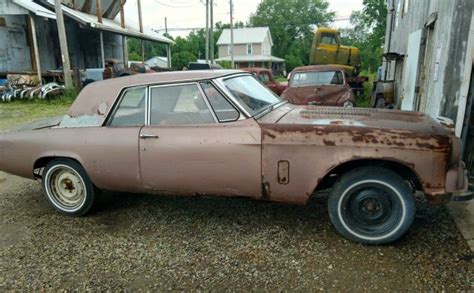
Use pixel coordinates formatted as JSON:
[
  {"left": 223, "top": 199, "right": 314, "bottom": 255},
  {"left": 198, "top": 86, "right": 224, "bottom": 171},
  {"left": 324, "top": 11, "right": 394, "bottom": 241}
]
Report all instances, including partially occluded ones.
[
  {"left": 217, "top": 60, "right": 233, "bottom": 69},
  {"left": 171, "top": 52, "right": 197, "bottom": 70}
]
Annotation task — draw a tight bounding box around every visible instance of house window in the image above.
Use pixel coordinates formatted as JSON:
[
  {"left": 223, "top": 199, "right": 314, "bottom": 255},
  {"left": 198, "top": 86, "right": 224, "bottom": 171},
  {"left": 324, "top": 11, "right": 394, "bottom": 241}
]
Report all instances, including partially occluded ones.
[
  {"left": 247, "top": 44, "right": 253, "bottom": 55},
  {"left": 227, "top": 45, "right": 232, "bottom": 55}
]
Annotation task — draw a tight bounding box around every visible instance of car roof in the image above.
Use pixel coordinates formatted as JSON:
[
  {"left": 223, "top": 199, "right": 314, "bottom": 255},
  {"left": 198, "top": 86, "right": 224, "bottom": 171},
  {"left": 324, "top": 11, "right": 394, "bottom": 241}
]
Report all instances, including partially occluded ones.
[
  {"left": 241, "top": 67, "right": 270, "bottom": 73},
  {"left": 66, "top": 70, "right": 243, "bottom": 125},
  {"left": 292, "top": 65, "right": 346, "bottom": 73}
]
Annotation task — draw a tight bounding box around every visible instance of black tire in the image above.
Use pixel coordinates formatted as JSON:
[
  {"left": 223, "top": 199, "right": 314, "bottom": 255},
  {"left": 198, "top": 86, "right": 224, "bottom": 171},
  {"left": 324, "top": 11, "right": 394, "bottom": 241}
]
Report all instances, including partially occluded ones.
[
  {"left": 328, "top": 167, "right": 415, "bottom": 245},
  {"left": 42, "top": 159, "right": 99, "bottom": 216}
]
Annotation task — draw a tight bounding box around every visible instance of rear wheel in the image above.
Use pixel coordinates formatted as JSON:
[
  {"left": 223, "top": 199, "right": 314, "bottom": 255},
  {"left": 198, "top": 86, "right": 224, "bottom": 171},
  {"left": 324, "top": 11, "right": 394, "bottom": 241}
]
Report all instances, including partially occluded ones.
[
  {"left": 328, "top": 167, "right": 415, "bottom": 244},
  {"left": 42, "top": 159, "right": 98, "bottom": 216}
]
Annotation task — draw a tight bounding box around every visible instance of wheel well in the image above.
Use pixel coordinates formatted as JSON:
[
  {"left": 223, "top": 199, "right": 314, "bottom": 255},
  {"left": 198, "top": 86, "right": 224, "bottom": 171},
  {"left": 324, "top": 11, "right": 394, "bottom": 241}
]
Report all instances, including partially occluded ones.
[
  {"left": 33, "top": 156, "right": 82, "bottom": 178},
  {"left": 315, "top": 159, "right": 423, "bottom": 192}
]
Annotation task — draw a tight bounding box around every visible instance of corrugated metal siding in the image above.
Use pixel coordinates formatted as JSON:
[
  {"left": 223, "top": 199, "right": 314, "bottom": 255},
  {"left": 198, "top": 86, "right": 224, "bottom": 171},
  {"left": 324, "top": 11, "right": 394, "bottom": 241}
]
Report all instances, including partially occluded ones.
[
  {"left": 0, "top": 0, "right": 27, "bottom": 15},
  {"left": 0, "top": 14, "right": 32, "bottom": 72},
  {"left": 35, "top": 16, "right": 59, "bottom": 70}
]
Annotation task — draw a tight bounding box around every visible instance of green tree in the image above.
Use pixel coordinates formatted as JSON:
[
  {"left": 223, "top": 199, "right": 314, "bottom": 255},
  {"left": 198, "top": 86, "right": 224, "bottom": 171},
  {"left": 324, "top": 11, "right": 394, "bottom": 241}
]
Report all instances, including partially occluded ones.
[
  {"left": 171, "top": 51, "right": 197, "bottom": 70},
  {"left": 127, "top": 38, "right": 168, "bottom": 61},
  {"left": 249, "top": 0, "right": 334, "bottom": 67},
  {"left": 340, "top": 0, "right": 387, "bottom": 72}
]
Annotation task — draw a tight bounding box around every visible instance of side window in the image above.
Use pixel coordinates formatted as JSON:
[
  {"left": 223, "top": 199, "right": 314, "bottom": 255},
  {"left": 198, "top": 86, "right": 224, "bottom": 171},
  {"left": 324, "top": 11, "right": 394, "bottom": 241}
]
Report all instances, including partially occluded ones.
[
  {"left": 259, "top": 72, "right": 270, "bottom": 83},
  {"left": 109, "top": 87, "right": 146, "bottom": 126},
  {"left": 321, "top": 33, "right": 337, "bottom": 45},
  {"left": 200, "top": 82, "right": 239, "bottom": 122},
  {"left": 150, "top": 84, "right": 215, "bottom": 125},
  {"left": 331, "top": 71, "right": 344, "bottom": 85}
]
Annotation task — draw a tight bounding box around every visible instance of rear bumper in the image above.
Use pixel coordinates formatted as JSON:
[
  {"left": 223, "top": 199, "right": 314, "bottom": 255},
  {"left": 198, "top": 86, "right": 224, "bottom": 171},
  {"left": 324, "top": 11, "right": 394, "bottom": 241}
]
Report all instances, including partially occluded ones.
[
  {"left": 451, "top": 190, "right": 473, "bottom": 202},
  {"left": 446, "top": 161, "right": 472, "bottom": 202}
]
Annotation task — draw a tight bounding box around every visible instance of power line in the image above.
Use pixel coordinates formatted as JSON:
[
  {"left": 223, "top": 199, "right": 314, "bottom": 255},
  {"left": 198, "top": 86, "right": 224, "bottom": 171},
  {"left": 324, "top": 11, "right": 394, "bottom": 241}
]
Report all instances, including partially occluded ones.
[{"left": 153, "top": 0, "right": 201, "bottom": 8}]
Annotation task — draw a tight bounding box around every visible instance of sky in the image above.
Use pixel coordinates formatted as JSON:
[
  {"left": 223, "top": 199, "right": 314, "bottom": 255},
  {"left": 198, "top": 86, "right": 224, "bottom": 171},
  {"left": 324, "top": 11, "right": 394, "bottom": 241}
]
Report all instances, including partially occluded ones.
[{"left": 123, "top": 0, "right": 363, "bottom": 38}]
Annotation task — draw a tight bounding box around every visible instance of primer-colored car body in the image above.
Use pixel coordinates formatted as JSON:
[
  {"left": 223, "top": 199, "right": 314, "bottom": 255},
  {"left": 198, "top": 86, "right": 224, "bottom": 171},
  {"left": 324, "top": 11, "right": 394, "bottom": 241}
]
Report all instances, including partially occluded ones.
[
  {"left": 0, "top": 70, "right": 469, "bottom": 206},
  {"left": 282, "top": 65, "right": 356, "bottom": 107}
]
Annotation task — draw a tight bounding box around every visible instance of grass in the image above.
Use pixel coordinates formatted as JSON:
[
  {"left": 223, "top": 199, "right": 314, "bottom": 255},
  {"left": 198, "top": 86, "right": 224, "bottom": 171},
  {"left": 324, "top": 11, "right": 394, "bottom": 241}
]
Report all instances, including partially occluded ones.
[
  {"left": 275, "top": 76, "right": 288, "bottom": 83},
  {"left": 0, "top": 89, "right": 77, "bottom": 131},
  {"left": 356, "top": 70, "right": 376, "bottom": 108}
]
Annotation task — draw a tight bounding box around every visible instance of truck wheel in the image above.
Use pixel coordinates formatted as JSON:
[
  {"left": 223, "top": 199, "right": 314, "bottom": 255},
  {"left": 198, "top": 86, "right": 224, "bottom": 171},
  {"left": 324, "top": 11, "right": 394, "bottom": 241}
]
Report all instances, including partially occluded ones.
[
  {"left": 328, "top": 167, "right": 415, "bottom": 244},
  {"left": 42, "top": 159, "right": 99, "bottom": 216}
]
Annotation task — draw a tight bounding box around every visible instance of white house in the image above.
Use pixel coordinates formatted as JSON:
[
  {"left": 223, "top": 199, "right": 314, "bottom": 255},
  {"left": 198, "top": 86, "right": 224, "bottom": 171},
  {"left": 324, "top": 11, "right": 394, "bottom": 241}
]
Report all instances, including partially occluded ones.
[{"left": 216, "top": 27, "right": 285, "bottom": 74}]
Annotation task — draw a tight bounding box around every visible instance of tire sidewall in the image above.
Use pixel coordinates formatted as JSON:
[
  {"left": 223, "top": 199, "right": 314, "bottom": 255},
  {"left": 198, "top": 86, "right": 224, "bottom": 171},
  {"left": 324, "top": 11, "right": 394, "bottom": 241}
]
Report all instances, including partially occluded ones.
[
  {"left": 42, "top": 159, "right": 96, "bottom": 216},
  {"left": 328, "top": 167, "right": 416, "bottom": 245}
]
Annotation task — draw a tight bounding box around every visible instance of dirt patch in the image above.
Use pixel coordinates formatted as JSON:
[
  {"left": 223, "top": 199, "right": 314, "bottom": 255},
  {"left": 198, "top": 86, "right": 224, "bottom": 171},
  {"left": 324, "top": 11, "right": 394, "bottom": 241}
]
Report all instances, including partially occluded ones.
[{"left": 0, "top": 172, "right": 472, "bottom": 291}]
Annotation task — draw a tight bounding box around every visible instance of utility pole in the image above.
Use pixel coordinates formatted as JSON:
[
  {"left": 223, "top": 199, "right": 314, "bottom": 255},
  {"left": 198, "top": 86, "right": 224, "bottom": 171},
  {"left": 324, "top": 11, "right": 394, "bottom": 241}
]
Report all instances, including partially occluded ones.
[
  {"left": 120, "top": 0, "right": 128, "bottom": 64},
  {"left": 205, "top": 0, "right": 209, "bottom": 63},
  {"left": 54, "top": 0, "right": 73, "bottom": 89},
  {"left": 230, "top": 0, "right": 234, "bottom": 68},
  {"left": 96, "top": 0, "right": 102, "bottom": 23},
  {"left": 210, "top": 0, "right": 214, "bottom": 64},
  {"left": 96, "top": 0, "right": 105, "bottom": 68},
  {"left": 165, "top": 17, "right": 168, "bottom": 34},
  {"left": 137, "top": 0, "right": 144, "bottom": 62}
]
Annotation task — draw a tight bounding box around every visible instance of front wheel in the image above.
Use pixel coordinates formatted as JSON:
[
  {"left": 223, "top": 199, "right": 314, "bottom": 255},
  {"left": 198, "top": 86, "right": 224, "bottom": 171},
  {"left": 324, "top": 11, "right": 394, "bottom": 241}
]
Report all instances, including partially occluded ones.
[
  {"left": 42, "top": 159, "right": 98, "bottom": 216},
  {"left": 343, "top": 100, "right": 355, "bottom": 108},
  {"left": 328, "top": 167, "right": 415, "bottom": 244}
]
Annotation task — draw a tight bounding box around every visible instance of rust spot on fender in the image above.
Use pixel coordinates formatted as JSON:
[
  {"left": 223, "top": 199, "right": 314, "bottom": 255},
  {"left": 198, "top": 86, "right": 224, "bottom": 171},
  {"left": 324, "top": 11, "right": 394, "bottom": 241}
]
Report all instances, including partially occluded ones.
[{"left": 323, "top": 139, "right": 335, "bottom": 146}]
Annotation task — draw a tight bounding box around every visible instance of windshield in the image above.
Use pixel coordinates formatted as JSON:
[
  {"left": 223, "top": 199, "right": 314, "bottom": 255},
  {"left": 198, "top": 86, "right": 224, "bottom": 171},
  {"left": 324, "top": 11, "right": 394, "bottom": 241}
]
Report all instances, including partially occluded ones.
[
  {"left": 223, "top": 75, "right": 281, "bottom": 116},
  {"left": 290, "top": 70, "right": 344, "bottom": 87}
]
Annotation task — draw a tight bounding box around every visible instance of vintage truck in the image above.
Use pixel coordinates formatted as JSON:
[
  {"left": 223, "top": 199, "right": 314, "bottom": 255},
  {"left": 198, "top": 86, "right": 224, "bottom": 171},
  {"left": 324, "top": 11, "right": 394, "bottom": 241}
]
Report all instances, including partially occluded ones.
[{"left": 309, "top": 28, "right": 368, "bottom": 96}]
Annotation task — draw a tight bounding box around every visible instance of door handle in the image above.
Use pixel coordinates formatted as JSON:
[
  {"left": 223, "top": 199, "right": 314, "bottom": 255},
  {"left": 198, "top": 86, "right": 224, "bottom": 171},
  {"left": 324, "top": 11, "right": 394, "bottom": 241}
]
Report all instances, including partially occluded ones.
[{"left": 140, "top": 134, "right": 159, "bottom": 139}]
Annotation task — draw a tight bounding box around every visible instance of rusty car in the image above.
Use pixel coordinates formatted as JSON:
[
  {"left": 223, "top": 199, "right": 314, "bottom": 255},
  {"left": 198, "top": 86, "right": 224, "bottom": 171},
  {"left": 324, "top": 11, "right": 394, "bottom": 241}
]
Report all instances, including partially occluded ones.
[
  {"left": 0, "top": 70, "right": 471, "bottom": 245},
  {"left": 241, "top": 67, "right": 287, "bottom": 96},
  {"left": 281, "top": 65, "right": 356, "bottom": 107}
]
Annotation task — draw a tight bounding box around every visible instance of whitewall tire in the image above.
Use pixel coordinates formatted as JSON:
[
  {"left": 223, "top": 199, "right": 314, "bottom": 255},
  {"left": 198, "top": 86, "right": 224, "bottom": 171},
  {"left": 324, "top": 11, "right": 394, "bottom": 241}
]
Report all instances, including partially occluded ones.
[{"left": 328, "top": 167, "right": 416, "bottom": 245}]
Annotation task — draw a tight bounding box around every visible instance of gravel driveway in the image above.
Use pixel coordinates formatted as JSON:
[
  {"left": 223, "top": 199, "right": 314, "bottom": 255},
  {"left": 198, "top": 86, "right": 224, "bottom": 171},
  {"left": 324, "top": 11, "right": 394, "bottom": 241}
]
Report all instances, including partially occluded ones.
[{"left": 0, "top": 171, "right": 472, "bottom": 290}]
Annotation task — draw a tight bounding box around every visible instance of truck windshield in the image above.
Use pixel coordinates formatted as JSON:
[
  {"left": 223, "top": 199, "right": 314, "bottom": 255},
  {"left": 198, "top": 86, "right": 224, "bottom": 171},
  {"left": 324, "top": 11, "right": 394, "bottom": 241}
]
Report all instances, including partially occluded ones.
[
  {"left": 290, "top": 71, "right": 344, "bottom": 87},
  {"left": 223, "top": 75, "right": 281, "bottom": 116}
]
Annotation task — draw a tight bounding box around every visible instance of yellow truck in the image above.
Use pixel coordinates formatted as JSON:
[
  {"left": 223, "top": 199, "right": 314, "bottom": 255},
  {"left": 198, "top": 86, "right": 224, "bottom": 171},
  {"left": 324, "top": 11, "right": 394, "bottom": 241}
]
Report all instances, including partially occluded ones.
[{"left": 309, "top": 28, "right": 367, "bottom": 95}]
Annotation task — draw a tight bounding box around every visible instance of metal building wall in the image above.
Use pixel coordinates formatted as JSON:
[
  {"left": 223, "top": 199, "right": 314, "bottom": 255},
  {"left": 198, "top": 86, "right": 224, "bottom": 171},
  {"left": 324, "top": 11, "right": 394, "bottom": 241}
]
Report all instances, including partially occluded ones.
[
  {"left": 383, "top": 0, "right": 473, "bottom": 125},
  {"left": 0, "top": 14, "right": 32, "bottom": 72}
]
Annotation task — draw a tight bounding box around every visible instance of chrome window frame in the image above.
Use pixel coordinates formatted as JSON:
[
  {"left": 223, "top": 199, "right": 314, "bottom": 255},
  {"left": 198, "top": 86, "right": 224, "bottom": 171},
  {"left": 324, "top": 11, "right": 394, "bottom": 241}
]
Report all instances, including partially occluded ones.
[
  {"left": 105, "top": 85, "right": 148, "bottom": 127},
  {"left": 200, "top": 81, "right": 241, "bottom": 123},
  {"left": 214, "top": 73, "right": 283, "bottom": 118},
  {"left": 147, "top": 82, "right": 218, "bottom": 126}
]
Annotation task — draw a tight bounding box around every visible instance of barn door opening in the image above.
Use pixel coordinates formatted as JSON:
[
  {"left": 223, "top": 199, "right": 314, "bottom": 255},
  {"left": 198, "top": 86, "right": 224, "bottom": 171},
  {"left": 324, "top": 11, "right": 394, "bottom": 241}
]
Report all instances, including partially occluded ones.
[
  {"left": 401, "top": 29, "right": 422, "bottom": 111},
  {"left": 462, "top": 67, "right": 474, "bottom": 178}
]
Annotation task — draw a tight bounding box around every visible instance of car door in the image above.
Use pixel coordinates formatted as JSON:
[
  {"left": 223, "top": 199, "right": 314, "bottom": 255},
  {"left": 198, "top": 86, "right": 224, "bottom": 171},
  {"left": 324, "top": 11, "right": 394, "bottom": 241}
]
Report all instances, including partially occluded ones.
[
  {"left": 87, "top": 86, "right": 146, "bottom": 192},
  {"left": 139, "top": 81, "right": 262, "bottom": 199}
]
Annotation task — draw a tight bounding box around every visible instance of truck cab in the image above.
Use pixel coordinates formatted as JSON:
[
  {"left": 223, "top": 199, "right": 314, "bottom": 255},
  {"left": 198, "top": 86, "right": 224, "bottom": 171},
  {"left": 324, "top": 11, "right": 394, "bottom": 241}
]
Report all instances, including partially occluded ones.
[{"left": 310, "top": 28, "right": 361, "bottom": 77}]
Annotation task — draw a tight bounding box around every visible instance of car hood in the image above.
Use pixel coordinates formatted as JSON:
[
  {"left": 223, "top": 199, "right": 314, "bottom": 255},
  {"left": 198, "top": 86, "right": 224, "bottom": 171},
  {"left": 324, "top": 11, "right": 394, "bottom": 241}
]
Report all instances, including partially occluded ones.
[
  {"left": 282, "top": 85, "right": 351, "bottom": 105},
  {"left": 258, "top": 104, "right": 452, "bottom": 136}
]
